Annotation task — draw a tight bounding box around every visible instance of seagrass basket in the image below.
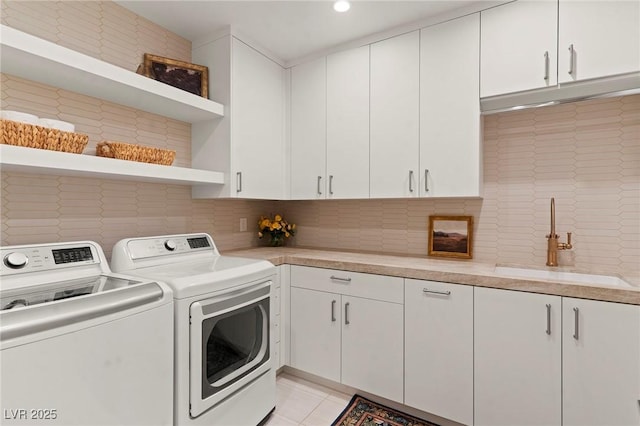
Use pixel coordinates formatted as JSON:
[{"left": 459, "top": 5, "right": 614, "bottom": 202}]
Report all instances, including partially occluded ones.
[
  {"left": 0, "top": 119, "right": 88, "bottom": 154},
  {"left": 96, "top": 141, "right": 176, "bottom": 165}
]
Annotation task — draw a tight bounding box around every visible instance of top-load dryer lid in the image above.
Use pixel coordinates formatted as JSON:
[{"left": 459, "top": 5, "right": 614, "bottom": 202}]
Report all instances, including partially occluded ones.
[{"left": 110, "top": 233, "right": 276, "bottom": 299}]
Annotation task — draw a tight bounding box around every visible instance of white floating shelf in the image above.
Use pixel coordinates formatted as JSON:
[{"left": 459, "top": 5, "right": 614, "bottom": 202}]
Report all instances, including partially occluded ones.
[
  {"left": 0, "top": 25, "right": 224, "bottom": 123},
  {"left": 0, "top": 145, "right": 224, "bottom": 186}
]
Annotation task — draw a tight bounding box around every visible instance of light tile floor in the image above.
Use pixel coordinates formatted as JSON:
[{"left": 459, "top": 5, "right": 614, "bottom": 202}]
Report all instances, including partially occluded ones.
[{"left": 265, "top": 373, "right": 353, "bottom": 426}]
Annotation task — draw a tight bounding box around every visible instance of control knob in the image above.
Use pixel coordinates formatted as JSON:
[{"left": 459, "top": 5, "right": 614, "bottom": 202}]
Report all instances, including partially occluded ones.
[
  {"left": 164, "top": 240, "right": 177, "bottom": 251},
  {"left": 3, "top": 252, "right": 28, "bottom": 269}
]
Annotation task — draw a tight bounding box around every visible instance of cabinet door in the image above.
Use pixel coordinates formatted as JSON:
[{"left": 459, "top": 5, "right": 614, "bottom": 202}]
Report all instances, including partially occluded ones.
[
  {"left": 558, "top": 0, "right": 640, "bottom": 83},
  {"left": 326, "top": 46, "right": 370, "bottom": 199},
  {"left": 290, "top": 57, "right": 327, "bottom": 200},
  {"left": 562, "top": 298, "right": 640, "bottom": 426},
  {"left": 474, "top": 287, "right": 561, "bottom": 426},
  {"left": 232, "top": 38, "right": 286, "bottom": 199},
  {"left": 370, "top": 31, "right": 419, "bottom": 198},
  {"left": 341, "top": 295, "right": 403, "bottom": 403},
  {"left": 289, "top": 287, "right": 341, "bottom": 382},
  {"left": 480, "top": 0, "right": 558, "bottom": 97},
  {"left": 420, "top": 13, "right": 481, "bottom": 197},
  {"left": 404, "top": 280, "right": 473, "bottom": 425}
]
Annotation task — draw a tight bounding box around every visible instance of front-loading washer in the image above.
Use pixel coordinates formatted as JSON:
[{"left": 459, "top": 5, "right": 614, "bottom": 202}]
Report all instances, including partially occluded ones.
[{"left": 110, "top": 233, "right": 277, "bottom": 426}]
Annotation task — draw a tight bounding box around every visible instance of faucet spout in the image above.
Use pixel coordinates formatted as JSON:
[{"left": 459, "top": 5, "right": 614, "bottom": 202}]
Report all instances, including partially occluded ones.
[
  {"left": 546, "top": 197, "right": 572, "bottom": 267},
  {"left": 549, "top": 197, "right": 556, "bottom": 237}
]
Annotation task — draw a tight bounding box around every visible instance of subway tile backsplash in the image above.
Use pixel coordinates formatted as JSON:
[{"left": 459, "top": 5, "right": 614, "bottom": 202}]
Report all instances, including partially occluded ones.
[{"left": 1, "top": 0, "right": 638, "bottom": 281}]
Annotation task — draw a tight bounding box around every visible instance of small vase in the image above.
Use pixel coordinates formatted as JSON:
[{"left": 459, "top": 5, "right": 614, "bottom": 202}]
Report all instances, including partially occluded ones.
[{"left": 269, "top": 235, "right": 284, "bottom": 247}]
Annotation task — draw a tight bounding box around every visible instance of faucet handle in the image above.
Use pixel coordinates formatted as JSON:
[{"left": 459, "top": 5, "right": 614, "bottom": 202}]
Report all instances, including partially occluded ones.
[{"left": 566, "top": 232, "right": 572, "bottom": 249}]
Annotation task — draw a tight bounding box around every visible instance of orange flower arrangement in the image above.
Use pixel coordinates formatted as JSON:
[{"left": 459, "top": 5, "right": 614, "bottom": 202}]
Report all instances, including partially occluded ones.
[{"left": 258, "top": 214, "right": 296, "bottom": 247}]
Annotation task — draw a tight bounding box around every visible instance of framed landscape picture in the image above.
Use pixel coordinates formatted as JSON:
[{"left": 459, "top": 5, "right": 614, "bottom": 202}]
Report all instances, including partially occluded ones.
[
  {"left": 142, "top": 53, "right": 209, "bottom": 98},
  {"left": 428, "top": 215, "right": 473, "bottom": 259}
]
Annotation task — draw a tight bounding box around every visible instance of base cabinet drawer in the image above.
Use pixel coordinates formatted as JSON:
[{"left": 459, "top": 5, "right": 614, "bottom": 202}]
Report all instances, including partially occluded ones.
[{"left": 290, "top": 265, "right": 403, "bottom": 303}]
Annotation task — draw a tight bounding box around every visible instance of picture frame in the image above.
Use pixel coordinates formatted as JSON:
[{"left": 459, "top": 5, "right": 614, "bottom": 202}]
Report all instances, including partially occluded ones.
[
  {"left": 428, "top": 215, "right": 473, "bottom": 259},
  {"left": 142, "top": 53, "right": 208, "bottom": 98}
]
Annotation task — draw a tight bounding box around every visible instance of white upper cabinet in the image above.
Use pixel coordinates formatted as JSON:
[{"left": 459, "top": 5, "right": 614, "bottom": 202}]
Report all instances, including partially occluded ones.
[
  {"left": 562, "top": 298, "right": 640, "bottom": 426},
  {"left": 481, "top": 0, "right": 558, "bottom": 97},
  {"left": 232, "top": 38, "right": 286, "bottom": 199},
  {"left": 290, "top": 57, "right": 327, "bottom": 200},
  {"left": 326, "top": 46, "right": 370, "bottom": 199},
  {"left": 370, "top": 31, "right": 420, "bottom": 198},
  {"left": 192, "top": 36, "right": 286, "bottom": 199},
  {"left": 558, "top": 0, "right": 640, "bottom": 83},
  {"left": 420, "top": 13, "right": 481, "bottom": 197}
]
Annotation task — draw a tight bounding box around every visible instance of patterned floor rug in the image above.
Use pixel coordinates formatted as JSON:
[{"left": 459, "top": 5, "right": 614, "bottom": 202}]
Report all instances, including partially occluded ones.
[{"left": 331, "top": 395, "right": 439, "bottom": 426}]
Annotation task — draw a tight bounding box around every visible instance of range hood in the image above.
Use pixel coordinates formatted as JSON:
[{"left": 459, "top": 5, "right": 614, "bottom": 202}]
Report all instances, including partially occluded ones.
[{"left": 480, "top": 72, "right": 640, "bottom": 114}]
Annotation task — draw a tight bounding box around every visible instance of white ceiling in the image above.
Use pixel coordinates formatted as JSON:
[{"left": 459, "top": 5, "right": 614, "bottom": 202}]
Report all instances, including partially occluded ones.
[{"left": 116, "top": 1, "right": 489, "bottom": 64}]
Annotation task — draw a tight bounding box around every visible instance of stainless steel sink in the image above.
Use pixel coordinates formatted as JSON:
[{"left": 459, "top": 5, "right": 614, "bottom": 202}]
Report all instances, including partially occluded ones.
[{"left": 494, "top": 266, "right": 633, "bottom": 288}]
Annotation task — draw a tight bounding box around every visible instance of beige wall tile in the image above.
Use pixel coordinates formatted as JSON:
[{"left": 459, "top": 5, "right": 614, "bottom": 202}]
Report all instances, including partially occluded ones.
[{"left": 1, "top": 1, "right": 638, "bottom": 282}]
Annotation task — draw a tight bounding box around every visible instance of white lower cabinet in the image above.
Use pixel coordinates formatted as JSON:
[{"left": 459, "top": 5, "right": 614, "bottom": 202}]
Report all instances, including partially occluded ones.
[
  {"left": 404, "top": 279, "right": 473, "bottom": 425},
  {"left": 290, "top": 287, "right": 341, "bottom": 382},
  {"left": 474, "top": 287, "right": 562, "bottom": 426},
  {"left": 341, "top": 295, "right": 404, "bottom": 402},
  {"left": 289, "top": 266, "right": 404, "bottom": 402},
  {"left": 562, "top": 298, "right": 640, "bottom": 426}
]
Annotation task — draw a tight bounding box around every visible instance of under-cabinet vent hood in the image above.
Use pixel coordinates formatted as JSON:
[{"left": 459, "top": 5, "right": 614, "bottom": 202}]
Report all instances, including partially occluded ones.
[{"left": 480, "top": 72, "right": 640, "bottom": 114}]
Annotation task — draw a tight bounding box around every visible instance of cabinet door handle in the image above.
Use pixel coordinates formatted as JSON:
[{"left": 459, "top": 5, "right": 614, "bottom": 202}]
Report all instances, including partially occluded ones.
[
  {"left": 317, "top": 176, "right": 322, "bottom": 195},
  {"left": 573, "top": 307, "right": 580, "bottom": 340},
  {"left": 424, "top": 169, "right": 430, "bottom": 193},
  {"left": 568, "top": 44, "right": 575, "bottom": 76},
  {"left": 331, "top": 300, "right": 336, "bottom": 322},
  {"left": 236, "top": 172, "right": 242, "bottom": 193},
  {"left": 546, "top": 304, "right": 552, "bottom": 335},
  {"left": 409, "top": 170, "right": 414, "bottom": 193},
  {"left": 423, "top": 288, "right": 451, "bottom": 296},
  {"left": 543, "top": 51, "right": 549, "bottom": 81},
  {"left": 329, "top": 175, "right": 334, "bottom": 195},
  {"left": 330, "top": 275, "right": 351, "bottom": 283},
  {"left": 344, "top": 302, "right": 350, "bottom": 325}
]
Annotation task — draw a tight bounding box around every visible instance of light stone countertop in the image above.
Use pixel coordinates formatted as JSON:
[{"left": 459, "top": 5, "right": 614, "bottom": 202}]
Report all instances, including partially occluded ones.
[{"left": 223, "top": 247, "right": 640, "bottom": 305}]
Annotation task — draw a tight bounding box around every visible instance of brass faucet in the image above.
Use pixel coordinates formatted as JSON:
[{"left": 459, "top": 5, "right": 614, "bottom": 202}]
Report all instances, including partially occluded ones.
[{"left": 546, "top": 197, "right": 573, "bottom": 267}]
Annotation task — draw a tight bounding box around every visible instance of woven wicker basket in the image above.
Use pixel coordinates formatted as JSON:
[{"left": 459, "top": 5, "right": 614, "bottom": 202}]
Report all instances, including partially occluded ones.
[
  {"left": 96, "top": 141, "right": 176, "bottom": 166},
  {"left": 0, "top": 119, "right": 88, "bottom": 154}
]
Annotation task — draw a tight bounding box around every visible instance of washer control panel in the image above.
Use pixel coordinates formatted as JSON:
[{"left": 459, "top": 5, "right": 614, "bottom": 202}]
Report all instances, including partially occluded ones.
[
  {"left": 0, "top": 242, "right": 101, "bottom": 275},
  {"left": 126, "top": 234, "right": 215, "bottom": 260}
]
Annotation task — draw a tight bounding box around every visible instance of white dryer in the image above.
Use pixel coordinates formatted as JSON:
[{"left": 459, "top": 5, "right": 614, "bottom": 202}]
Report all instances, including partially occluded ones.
[
  {"left": 111, "top": 233, "right": 277, "bottom": 426},
  {"left": 0, "top": 241, "right": 174, "bottom": 426}
]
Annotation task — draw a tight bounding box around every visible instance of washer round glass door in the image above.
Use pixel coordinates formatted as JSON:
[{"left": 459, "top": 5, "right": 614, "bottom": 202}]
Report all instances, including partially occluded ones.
[{"left": 189, "top": 280, "right": 271, "bottom": 417}]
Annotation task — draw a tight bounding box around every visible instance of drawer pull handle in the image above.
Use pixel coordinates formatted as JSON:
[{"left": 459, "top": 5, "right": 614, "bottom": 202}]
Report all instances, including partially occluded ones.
[
  {"left": 424, "top": 169, "right": 430, "bottom": 193},
  {"left": 409, "top": 170, "right": 414, "bottom": 193},
  {"left": 546, "top": 304, "right": 552, "bottom": 335},
  {"left": 543, "top": 51, "right": 550, "bottom": 81},
  {"left": 422, "top": 288, "right": 451, "bottom": 296},
  {"left": 330, "top": 275, "right": 351, "bottom": 283},
  {"left": 568, "top": 44, "right": 575, "bottom": 76}
]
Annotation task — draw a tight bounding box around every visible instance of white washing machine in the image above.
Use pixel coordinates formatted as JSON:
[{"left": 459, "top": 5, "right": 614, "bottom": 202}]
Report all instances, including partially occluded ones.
[
  {"left": 0, "top": 241, "right": 174, "bottom": 426},
  {"left": 110, "top": 233, "right": 277, "bottom": 426}
]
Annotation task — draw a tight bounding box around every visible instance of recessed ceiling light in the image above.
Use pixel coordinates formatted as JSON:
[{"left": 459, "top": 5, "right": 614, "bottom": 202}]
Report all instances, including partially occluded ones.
[{"left": 334, "top": 0, "right": 351, "bottom": 12}]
